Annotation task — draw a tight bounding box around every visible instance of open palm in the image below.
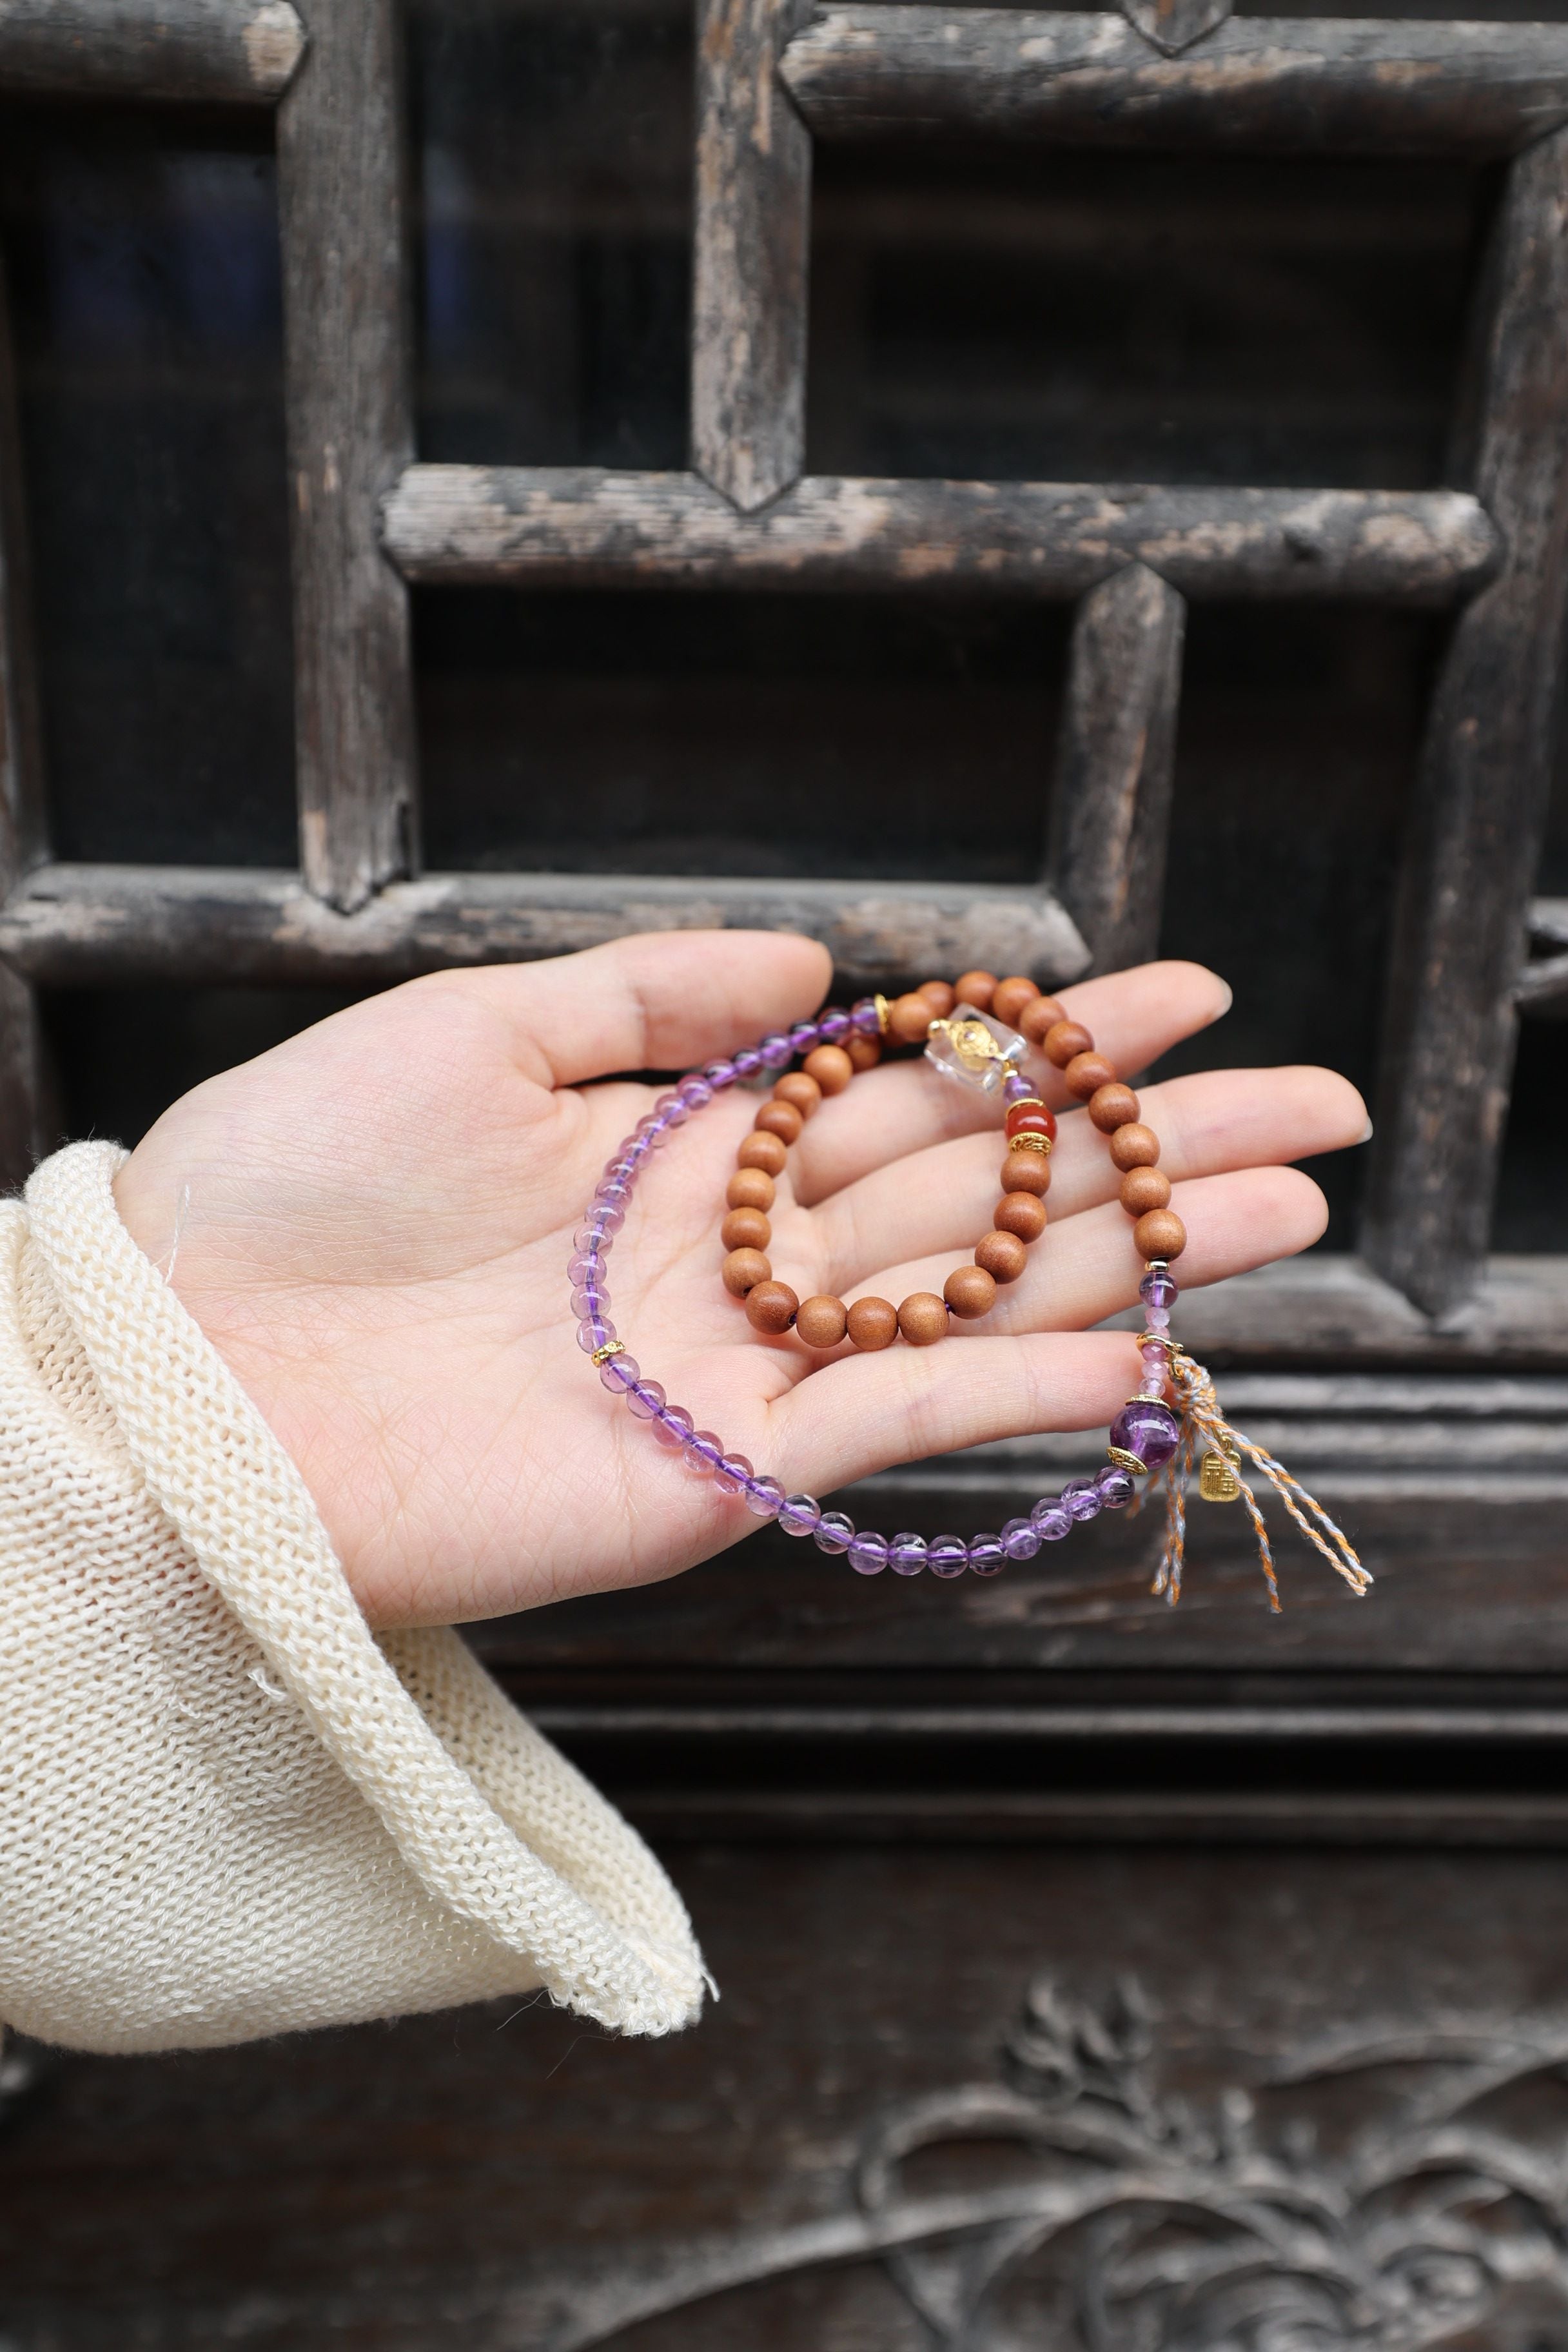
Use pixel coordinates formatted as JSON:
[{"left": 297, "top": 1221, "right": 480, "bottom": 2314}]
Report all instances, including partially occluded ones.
[{"left": 112, "top": 930, "right": 1366, "bottom": 1629}]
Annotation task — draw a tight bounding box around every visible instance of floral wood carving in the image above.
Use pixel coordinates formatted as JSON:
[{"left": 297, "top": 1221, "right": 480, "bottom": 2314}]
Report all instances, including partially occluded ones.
[{"left": 545, "top": 1974, "right": 1568, "bottom": 2350}]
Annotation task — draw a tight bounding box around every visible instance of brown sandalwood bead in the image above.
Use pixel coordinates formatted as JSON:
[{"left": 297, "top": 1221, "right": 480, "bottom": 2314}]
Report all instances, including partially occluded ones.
[
  {"left": 1133, "top": 1208, "right": 1187, "bottom": 1262},
  {"left": 845, "top": 1032, "right": 881, "bottom": 1073},
  {"left": 738, "top": 1130, "right": 788, "bottom": 1176},
  {"left": 975, "top": 1229, "right": 1028, "bottom": 1284},
  {"left": 944, "top": 1264, "right": 997, "bottom": 1320},
  {"left": 727, "top": 1167, "right": 776, "bottom": 1213},
  {"left": 1089, "top": 1082, "right": 1139, "bottom": 1134},
  {"left": 796, "top": 1293, "right": 848, "bottom": 1350},
  {"left": 745, "top": 1280, "right": 799, "bottom": 1335},
  {"left": 802, "top": 1044, "right": 853, "bottom": 1096},
  {"left": 1065, "top": 1051, "right": 1118, "bottom": 1101},
  {"left": 994, "top": 1190, "right": 1047, "bottom": 1243},
  {"left": 897, "top": 1291, "right": 950, "bottom": 1347},
  {"left": 888, "top": 991, "right": 937, "bottom": 1046},
  {"left": 721, "top": 1206, "right": 771, "bottom": 1253},
  {"left": 954, "top": 969, "right": 997, "bottom": 1011},
  {"left": 846, "top": 1295, "right": 899, "bottom": 1351},
  {"left": 918, "top": 979, "right": 957, "bottom": 1017},
  {"left": 722, "top": 1247, "right": 771, "bottom": 1297},
  {"left": 991, "top": 975, "right": 1040, "bottom": 1028},
  {"left": 1044, "top": 1019, "right": 1093, "bottom": 1068},
  {"left": 1001, "top": 1148, "right": 1052, "bottom": 1197},
  {"left": 773, "top": 1070, "right": 822, "bottom": 1119},
  {"left": 1108, "top": 1122, "right": 1160, "bottom": 1172},
  {"left": 1019, "top": 994, "right": 1066, "bottom": 1046},
  {"left": 1119, "top": 1166, "right": 1171, "bottom": 1216},
  {"left": 755, "top": 1099, "right": 803, "bottom": 1145}
]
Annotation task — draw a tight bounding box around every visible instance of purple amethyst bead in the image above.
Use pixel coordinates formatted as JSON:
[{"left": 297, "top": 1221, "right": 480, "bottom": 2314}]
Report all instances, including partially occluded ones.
[
  {"left": 594, "top": 1181, "right": 631, "bottom": 1211},
  {"left": 599, "top": 1352, "right": 640, "bottom": 1394},
  {"left": 1060, "top": 1475, "right": 1104, "bottom": 1524},
  {"left": 684, "top": 1427, "right": 725, "bottom": 1473},
  {"left": 627, "top": 1378, "right": 666, "bottom": 1420},
  {"left": 567, "top": 1250, "right": 605, "bottom": 1285},
  {"left": 1096, "top": 1465, "right": 1136, "bottom": 1510},
  {"left": 1002, "top": 1071, "right": 1035, "bottom": 1106},
  {"left": 1001, "top": 1516, "right": 1041, "bottom": 1561},
  {"left": 928, "top": 1535, "right": 967, "bottom": 1578},
  {"left": 731, "top": 1046, "right": 765, "bottom": 1081},
  {"left": 651, "top": 1090, "right": 690, "bottom": 1126},
  {"left": 968, "top": 1533, "right": 1005, "bottom": 1576},
  {"left": 789, "top": 1020, "right": 820, "bottom": 1055},
  {"left": 759, "top": 1032, "right": 794, "bottom": 1070},
  {"left": 1108, "top": 1397, "right": 1181, "bottom": 1473},
  {"left": 652, "top": 1404, "right": 695, "bottom": 1450},
  {"left": 779, "top": 1493, "right": 821, "bottom": 1538},
  {"left": 569, "top": 1284, "right": 609, "bottom": 1319},
  {"left": 848, "top": 1531, "right": 890, "bottom": 1576},
  {"left": 1139, "top": 1268, "right": 1179, "bottom": 1311},
  {"left": 814, "top": 1511, "right": 855, "bottom": 1555},
  {"left": 1032, "top": 1502, "right": 1072, "bottom": 1542},
  {"left": 890, "top": 1533, "right": 928, "bottom": 1576},
  {"left": 743, "top": 1475, "right": 785, "bottom": 1519},
  {"left": 678, "top": 1073, "right": 714, "bottom": 1111},
  {"left": 850, "top": 997, "right": 881, "bottom": 1036},
  {"left": 818, "top": 1006, "right": 851, "bottom": 1044},
  {"left": 575, "top": 1315, "right": 614, "bottom": 1353},
  {"left": 704, "top": 1058, "right": 740, "bottom": 1090},
  {"left": 715, "top": 1451, "right": 754, "bottom": 1495}
]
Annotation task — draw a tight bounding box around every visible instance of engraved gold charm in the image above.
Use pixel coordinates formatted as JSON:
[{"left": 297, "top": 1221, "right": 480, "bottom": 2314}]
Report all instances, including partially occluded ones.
[
  {"left": 1199, "top": 1444, "right": 1242, "bottom": 1504},
  {"left": 930, "top": 1015, "right": 1004, "bottom": 1073}
]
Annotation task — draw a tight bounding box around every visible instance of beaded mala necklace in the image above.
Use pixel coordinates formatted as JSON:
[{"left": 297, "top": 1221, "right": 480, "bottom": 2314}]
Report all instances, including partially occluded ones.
[{"left": 571, "top": 972, "right": 1371, "bottom": 1608}]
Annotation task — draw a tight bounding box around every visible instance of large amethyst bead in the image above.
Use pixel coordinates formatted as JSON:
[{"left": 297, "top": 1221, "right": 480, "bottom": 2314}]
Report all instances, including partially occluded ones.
[{"left": 1108, "top": 1397, "right": 1180, "bottom": 1474}]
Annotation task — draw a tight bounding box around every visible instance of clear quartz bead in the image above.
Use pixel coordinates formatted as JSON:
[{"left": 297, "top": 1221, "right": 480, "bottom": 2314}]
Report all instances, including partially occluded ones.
[{"left": 923, "top": 1003, "right": 1028, "bottom": 1097}]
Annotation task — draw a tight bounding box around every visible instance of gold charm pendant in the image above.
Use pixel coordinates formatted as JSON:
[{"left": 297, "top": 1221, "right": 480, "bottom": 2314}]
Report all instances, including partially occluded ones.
[{"left": 1199, "top": 1444, "right": 1241, "bottom": 1504}]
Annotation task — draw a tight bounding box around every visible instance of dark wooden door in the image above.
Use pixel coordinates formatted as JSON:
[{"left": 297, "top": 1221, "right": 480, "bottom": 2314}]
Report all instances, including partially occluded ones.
[{"left": 5, "top": 2, "right": 1568, "bottom": 2344}]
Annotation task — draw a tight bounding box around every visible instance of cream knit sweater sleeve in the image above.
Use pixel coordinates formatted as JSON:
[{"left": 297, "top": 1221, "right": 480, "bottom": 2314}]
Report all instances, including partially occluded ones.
[{"left": 0, "top": 1141, "right": 707, "bottom": 2054}]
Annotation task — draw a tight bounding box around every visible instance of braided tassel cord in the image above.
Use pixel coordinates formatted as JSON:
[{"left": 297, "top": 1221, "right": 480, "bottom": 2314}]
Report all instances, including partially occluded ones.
[{"left": 1134, "top": 1354, "right": 1371, "bottom": 1612}]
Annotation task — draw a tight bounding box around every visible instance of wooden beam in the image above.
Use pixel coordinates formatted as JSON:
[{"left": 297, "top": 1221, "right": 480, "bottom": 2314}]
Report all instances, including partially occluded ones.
[
  {"left": 0, "top": 862, "right": 1090, "bottom": 993},
  {"left": 1363, "top": 132, "right": 1568, "bottom": 1319},
  {"left": 780, "top": 9, "right": 1568, "bottom": 157},
  {"left": 1119, "top": 0, "right": 1231, "bottom": 60},
  {"left": 382, "top": 467, "right": 1500, "bottom": 605},
  {"left": 0, "top": 253, "right": 50, "bottom": 1188},
  {"left": 1519, "top": 899, "right": 1568, "bottom": 1015},
  {"left": 1050, "top": 564, "right": 1184, "bottom": 972},
  {"left": 0, "top": 0, "right": 305, "bottom": 103},
  {"left": 276, "top": 0, "right": 417, "bottom": 913},
  {"left": 692, "top": 0, "right": 812, "bottom": 512}
]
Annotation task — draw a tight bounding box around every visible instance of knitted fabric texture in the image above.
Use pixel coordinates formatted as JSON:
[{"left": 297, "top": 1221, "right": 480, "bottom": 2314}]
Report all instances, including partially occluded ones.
[{"left": 1, "top": 1141, "right": 707, "bottom": 2053}]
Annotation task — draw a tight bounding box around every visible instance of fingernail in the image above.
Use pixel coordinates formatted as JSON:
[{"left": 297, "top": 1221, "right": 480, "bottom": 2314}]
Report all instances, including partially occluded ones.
[
  {"left": 1358, "top": 1117, "right": 1375, "bottom": 1142},
  {"left": 1208, "top": 980, "right": 1233, "bottom": 1022}
]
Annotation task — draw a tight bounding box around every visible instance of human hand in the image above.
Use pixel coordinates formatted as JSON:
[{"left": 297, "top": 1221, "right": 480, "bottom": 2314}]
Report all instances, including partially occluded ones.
[{"left": 112, "top": 932, "right": 1366, "bottom": 1629}]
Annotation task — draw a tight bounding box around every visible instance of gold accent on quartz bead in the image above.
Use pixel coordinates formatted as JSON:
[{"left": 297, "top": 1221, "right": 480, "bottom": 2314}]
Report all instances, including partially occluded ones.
[
  {"left": 1107, "top": 1445, "right": 1148, "bottom": 1475},
  {"left": 590, "top": 1340, "right": 626, "bottom": 1366}
]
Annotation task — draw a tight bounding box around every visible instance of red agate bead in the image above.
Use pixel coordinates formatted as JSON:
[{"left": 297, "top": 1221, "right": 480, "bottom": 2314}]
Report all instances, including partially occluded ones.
[{"left": 1004, "top": 1101, "right": 1057, "bottom": 1144}]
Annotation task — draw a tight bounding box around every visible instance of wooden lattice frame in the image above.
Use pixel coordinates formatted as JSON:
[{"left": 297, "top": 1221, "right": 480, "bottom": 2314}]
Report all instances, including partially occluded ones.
[{"left": 2, "top": 0, "right": 1567, "bottom": 1338}]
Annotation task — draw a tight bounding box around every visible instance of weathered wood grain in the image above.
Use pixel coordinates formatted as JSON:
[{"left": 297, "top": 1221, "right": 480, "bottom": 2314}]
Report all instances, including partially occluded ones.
[
  {"left": 1519, "top": 897, "right": 1568, "bottom": 1014},
  {"left": 1363, "top": 130, "right": 1568, "bottom": 1319},
  {"left": 692, "top": 0, "right": 812, "bottom": 512},
  {"left": 0, "top": 861, "right": 1090, "bottom": 992},
  {"left": 1119, "top": 0, "right": 1231, "bottom": 60},
  {"left": 0, "top": 0, "right": 304, "bottom": 103},
  {"left": 277, "top": 0, "right": 416, "bottom": 912},
  {"left": 0, "top": 254, "right": 50, "bottom": 1188},
  {"left": 781, "top": 8, "right": 1568, "bottom": 157},
  {"left": 382, "top": 466, "right": 1500, "bottom": 604},
  {"left": 1050, "top": 563, "right": 1184, "bottom": 972}
]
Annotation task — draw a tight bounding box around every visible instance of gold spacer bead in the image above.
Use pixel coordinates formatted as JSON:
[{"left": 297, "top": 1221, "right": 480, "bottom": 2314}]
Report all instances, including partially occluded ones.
[
  {"left": 1107, "top": 1445, "right": 1148, "bottom": 1476},
  {"left": 874, "top": 992, "right": 891, "bottom": 1035},
  {"left": 1007, "top": 1097, "right": 1049, "bottom": 1118},
  {"left": 1007, "top": 1132, "right": 1053, "bottom": 1157},
  {"left": 590, "top": 1340, "right": 626, "bottom": 1366}
]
